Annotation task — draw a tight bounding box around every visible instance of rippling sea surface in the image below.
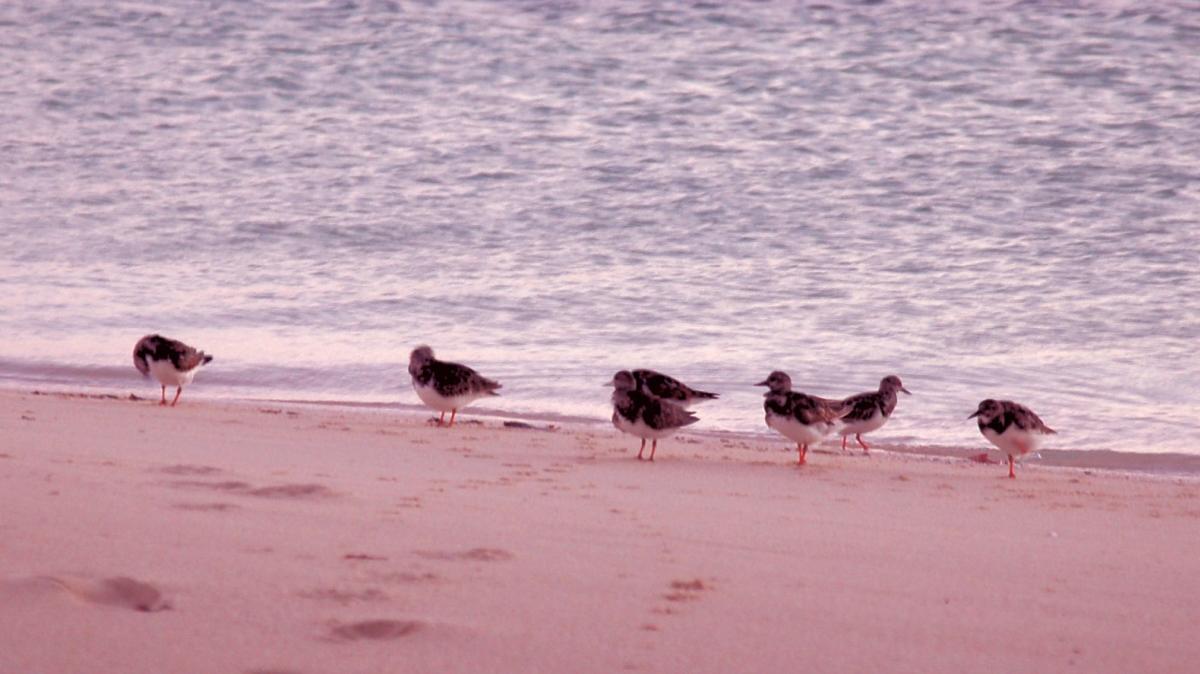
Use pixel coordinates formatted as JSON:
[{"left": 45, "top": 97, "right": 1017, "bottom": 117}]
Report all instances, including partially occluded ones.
[{"left": 2, "top": 1, "right": 1198, "bottom": 453}]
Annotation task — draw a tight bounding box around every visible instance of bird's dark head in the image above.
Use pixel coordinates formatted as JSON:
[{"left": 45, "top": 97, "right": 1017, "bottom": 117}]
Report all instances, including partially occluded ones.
[
  {"left": 755, "top": 370, "right": 792, "bottom": 394},
  {"left": 608, "top": 370, "right": 636, "bottom": 392},
  {"left": 409, "top": 345, "right": 434, "bottom": 368},
  {"left": 880, "top": 375, "right": 910, "bottom": 395},
  {"left": 969, "top": 399, "right": 1002, "bottom": 422}
]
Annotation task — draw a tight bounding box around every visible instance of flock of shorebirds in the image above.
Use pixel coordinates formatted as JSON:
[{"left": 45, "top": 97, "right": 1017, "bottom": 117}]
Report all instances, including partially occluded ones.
[{"left": 133, "top": 335, "right": 1057, "bottom": 479}]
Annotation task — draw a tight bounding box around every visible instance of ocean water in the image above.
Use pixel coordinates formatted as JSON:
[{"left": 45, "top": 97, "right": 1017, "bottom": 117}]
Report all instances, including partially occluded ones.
[{"left": 1, "top": 1, "right": 1198, "bottom": 453}]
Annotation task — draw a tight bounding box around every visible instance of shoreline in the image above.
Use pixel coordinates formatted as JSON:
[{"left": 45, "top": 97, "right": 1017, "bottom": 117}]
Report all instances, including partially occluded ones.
[
  {"left": 3, "top": 352, "right": 1199, "bottom": 457},
  {"left": 16, "top": 385, "right": 1200, "bottom": 479}
]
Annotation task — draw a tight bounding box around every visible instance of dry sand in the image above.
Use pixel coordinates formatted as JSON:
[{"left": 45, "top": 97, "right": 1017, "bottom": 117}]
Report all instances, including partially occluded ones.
[{"left": 2, "top": 389, "right": 1198, "bottom": 674}]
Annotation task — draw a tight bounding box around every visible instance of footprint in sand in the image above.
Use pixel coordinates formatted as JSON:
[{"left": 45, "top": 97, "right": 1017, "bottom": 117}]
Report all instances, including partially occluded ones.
[
  {"left": 343, "top": 553, "right": 388, "bottom": 562},
  {"left": 1, "top": 575, "right": 170, "bottom": 612},
  {"left": 414, "top": 548, "right": 513, "bottom": 562},
  {"left": 170, "top": 480, "right": 336, "bottom": 499},
  {"left": 298, "top": 587, "right": 389, "bottom": 605},
  {"left": 158, "top": 464, "right": 223, "bottom": 476},
  {"left": 328, "top": 619, "right": 423, "bottom": 641},
  {"left": 653, "top": 578, "right": 713, "bottom": 615},
  {"left": 250, "top": 484, "right": 336, "bottom": 498}
]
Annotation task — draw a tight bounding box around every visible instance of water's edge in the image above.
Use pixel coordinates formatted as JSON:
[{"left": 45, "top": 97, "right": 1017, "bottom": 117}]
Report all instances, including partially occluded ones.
[
  {"left": 4, "top": 3, "right": 1199, "bottom": 456},
  {"left": 8, "top": 380, "right": 1198, "bottom": 479}
]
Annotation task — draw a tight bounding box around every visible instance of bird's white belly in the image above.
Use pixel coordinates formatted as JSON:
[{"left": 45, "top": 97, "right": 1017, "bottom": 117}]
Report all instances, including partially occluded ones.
[
  {"left": 148, "top": 358, "right": 198, "bottom": 387},
  {"left": 766, "top": 414, "right": 830, "bottom": 445},
  {"left": 413, "top": 383, "right": 478, "bottom": 412},
  {"left": 982, "top": 427, "right": 1044, "bottom": 459},
  {"left": 613, "top": 414, "right": 675, "bottom": 441},
  {"left": 838, "top": 409, "right": 887, "bottom": 436}
]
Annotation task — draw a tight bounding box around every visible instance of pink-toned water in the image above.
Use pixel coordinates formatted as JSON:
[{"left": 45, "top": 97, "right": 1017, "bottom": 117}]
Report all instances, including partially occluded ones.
[{"left": 2, "top": 1, "right": 1197, "bottom": 454}]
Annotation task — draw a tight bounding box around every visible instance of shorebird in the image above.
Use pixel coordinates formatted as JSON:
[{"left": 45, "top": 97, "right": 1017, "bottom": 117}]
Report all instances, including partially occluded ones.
[
  {"left": 757, "top": 371, "right": 846, "bottom": 465},
  {"left": 609, "top": 370, "right": 699, "bottom": 461},
  {"left": 132, "top": 334, "right": 213, "bottom": 406},
  {"left": 835, "top": 375, "right": 911, "bottom": 454},
  {"left": 408, "top": 345, "right": 501, "bottom": 427},
  {"left": 630, "top": 369, "right": 719, "bottom": 407},
  {"left": 969, "top": 399, "right": 1057, "bottom": 479}
]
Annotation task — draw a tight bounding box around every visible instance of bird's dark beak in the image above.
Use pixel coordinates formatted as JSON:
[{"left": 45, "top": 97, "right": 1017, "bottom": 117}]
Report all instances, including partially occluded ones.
[
  {"left": 901, "top": 386, "right": 912, "bottom": 395},
  {"left": 967, "top": 410, "right": 980, "bottom": 419},
  {"left": 602, "top": 382, "right": 614, "bottom": 387},
  {"left": 754, "top": 380, "right": 769, "bottom": 387}
]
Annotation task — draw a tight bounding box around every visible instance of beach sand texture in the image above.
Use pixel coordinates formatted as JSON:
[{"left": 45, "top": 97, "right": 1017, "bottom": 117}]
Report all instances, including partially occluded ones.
[{"left": 2, "top": 389, "right": 1198, "bottom": 673}]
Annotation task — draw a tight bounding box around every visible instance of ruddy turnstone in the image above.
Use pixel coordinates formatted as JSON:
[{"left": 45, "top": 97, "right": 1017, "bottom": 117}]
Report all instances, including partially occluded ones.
[
  {"left": 630, "top": 369, "right": 719, "bottom": 407},
  {"left": 408, "top": 345, "right": 501, "bottom": 427},
  {"left": 969, "top": 399, "right": 1057, "bottom": 479},
  {"left": 609, "top": 370, "right": 699, "bottom": 461},
  {"left": 132, "top": 334, "right": 213, "bottom": 406},
  {"left": 835, "top": 375, "right": 911, "bottom": 454},
  {"left": 757, "top": 371, "right": 846, "bottom": 465}
]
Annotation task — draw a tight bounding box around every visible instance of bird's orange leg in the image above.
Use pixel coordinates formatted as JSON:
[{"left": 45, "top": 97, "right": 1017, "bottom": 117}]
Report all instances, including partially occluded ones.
[
  {"left": 448, "top": 409, "right": 457, "bottom": 427},
  {"left": 1008, "top": 455, "right": 1016, "bottom": 479},
  {"left": 841, "top": 436, "right": 848, "bottom": 452},
  {"left": 636, "top": 438, "right": 646, "bottom": 460},
  {"left": 436, "top": 411, "right": 445, "bottom": 426},
  {"left": 170, "top": 387, "right": 182, "bottom": 407},
  {"left": 159, "top": 385, "right": 167, "bottom": 406},
  {"left": 797, "top": 443, "right": 807, "bottom": 465},
  {"left": 856, "top": 433, "right": 870, "bottom": 454},
  {"left": 649, "top": 439, "right": 658, "bottom": 462}
]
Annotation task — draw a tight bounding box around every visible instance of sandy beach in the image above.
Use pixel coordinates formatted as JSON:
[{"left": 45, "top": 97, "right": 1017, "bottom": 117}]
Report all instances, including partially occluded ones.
[{"left": 2, "top": 388, "right": 1198, "bottom": 674}]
